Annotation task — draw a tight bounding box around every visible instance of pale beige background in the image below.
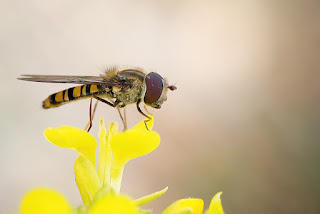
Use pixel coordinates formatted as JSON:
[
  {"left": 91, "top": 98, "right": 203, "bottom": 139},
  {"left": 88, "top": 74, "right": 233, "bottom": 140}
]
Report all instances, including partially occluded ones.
[{"left": 1, "top": 0, "right": 320, "bottom": 213}]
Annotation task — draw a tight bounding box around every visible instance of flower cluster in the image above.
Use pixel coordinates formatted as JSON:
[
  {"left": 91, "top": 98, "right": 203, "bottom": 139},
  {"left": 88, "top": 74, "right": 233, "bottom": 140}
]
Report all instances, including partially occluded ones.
[{"left": 19, "top": 116, "right": 225, "bottom": 214}]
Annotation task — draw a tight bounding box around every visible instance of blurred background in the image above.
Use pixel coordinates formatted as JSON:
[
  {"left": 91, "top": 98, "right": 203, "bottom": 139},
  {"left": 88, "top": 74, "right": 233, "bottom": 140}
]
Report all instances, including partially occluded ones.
[{"left": 1, "top": 0, "right": 319, "bottom": 213}]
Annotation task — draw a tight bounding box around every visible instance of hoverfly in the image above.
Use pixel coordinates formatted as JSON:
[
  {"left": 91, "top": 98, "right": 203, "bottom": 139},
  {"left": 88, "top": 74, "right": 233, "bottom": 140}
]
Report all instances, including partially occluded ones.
[{"left": 18, "top": 66, "right": 177, "bottom": 131}]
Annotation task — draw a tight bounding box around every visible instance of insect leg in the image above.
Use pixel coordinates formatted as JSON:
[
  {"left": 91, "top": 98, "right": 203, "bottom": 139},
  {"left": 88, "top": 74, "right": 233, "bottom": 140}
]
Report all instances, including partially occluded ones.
[
  {"left": 85, "top": 97, "right": 99, "bottom": 132},
  {"left": 124, "top": 107, "right": 127, "bottom": 129},
  {"left": 87, "top": 97, "right": 93, "bottom": 132},
  {"left": 92, "top": 95, "right": 116, "bottom": 107},
  {"left": 144, "top": 105, "right": 151, "bottom": 115},
  {"left": 92, "top": 95, "right": 127, "bottom": 130},
  {"left": 117, "top": 106, "right": 127, "bottom": 130},
  {"left": 136, "top": 99, "right": 152, "bottom": 130}
]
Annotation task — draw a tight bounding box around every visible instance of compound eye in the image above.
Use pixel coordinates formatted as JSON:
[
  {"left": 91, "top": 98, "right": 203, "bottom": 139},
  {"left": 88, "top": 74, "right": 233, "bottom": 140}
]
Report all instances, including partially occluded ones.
[{"left": 144, "top": 72, "right": 163, "bottom": 105}]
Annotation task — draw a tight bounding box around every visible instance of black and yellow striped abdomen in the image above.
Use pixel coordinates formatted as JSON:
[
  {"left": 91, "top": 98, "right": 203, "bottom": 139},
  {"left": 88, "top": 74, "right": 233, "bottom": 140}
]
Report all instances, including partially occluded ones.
[{"left": 42, "top": 84, "right": 104, "bottom": 109}]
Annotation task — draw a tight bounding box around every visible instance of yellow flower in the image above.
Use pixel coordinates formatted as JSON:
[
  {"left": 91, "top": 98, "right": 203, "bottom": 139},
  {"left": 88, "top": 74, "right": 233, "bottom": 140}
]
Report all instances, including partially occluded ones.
[
  {"left": 88, "top": 191, "right": 138, "bottom": 214},
  {"left": 20, "top": 116, "right": 167, "bottom": 213},
  {"left": 20, "top": 188, "right": 73, "bottom": 214},
  {"left": 19, "top": 116, "right": 226, "bottom": 214},
  {"left": 162, "top": 198, "right": 204, "bottom": 214},
  {"left": 162, "top": 192, "right": 225, "bottom": 214},
  {"left": 20, "top": 187, "right": 139, "bottom": 214},
  {"left": 204, "top": 192, "right": 225, "bottom": 214}
]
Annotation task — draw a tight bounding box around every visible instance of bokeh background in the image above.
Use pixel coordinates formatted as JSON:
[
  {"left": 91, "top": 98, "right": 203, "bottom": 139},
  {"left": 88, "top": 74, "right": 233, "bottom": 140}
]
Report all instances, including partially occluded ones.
[{"left": 1, "top": 0, "right": 320, "bottom": 213}]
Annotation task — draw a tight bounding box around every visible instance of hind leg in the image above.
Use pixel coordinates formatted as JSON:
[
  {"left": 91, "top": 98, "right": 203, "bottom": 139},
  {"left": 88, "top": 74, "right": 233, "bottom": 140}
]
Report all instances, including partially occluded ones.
[
  {"left": 91, "top": 96, "right": 127, "bottom": 131},
  {"left": 85, "top": 97, "right": 99, "bottom": 132}
]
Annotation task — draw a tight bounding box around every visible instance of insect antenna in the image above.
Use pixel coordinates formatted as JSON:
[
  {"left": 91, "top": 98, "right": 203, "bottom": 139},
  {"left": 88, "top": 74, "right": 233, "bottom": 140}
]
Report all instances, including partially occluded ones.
[{"left": 168, "top": 82, "right": 177, "bottom": 91}]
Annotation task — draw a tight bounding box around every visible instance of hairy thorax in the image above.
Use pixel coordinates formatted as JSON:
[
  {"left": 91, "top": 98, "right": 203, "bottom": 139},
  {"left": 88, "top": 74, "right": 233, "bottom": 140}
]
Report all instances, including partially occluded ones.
[{"left": 112, "top": 78, "right": 144, "bottom": 105}]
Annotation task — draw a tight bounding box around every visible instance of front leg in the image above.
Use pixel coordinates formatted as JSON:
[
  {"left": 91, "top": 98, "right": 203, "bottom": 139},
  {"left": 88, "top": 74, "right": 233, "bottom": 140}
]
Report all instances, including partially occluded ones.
[
  {"left": 136, "top": 99, "right": 152, "bottom": 130},
  {"left": 117, "top": 105, "right": 127, "bottom": 130},
  {"left": 93, "top": 95, "right": 117, "bottom": 107}
]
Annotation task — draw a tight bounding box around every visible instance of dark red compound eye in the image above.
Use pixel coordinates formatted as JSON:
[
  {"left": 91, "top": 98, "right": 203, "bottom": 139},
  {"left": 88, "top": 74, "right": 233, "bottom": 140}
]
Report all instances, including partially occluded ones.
[{"left": 144, "top": 72, "right": 164, "bottom": 105}]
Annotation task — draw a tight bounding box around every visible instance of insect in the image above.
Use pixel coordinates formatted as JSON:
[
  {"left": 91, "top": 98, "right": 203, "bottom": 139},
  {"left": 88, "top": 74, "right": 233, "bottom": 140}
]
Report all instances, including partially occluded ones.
[{"left": 18, "top": 66, "right": 177, "bottom": 131}]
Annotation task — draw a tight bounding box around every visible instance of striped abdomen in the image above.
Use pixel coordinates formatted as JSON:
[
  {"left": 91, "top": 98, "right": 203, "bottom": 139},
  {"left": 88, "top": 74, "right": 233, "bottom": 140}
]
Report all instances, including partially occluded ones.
[{"left": 42, "top": 84, "right": 105, "bottom": 109}]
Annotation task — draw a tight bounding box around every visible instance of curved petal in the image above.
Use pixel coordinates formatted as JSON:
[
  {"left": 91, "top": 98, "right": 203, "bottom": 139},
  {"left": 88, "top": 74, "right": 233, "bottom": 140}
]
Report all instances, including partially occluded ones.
[
  {"left": 75, "top": 155, "right": 101, "bottom": 205},
  {"left": 134, "top": 187, "right": 168, "bottom": 206},
  {"left": 162, "top": 198, "right": 204, "bottom": 214},
  {"left": 110, "top": 118, "right": 160, "bottom": 192},
  {"left": 88, "top": 193, "right": 138, "bottom": 214},
  {"left": 20, "top": 188, "right": 73, "bottom": 214},
  {"left": 205, "top": 192, "right": 224, "bottom": 214},
  {"left": 110, "top": 128, "right": 160, "bottom": 163},
  {"left": 44, "top": 126, "right": 97, "bottom": 167}
]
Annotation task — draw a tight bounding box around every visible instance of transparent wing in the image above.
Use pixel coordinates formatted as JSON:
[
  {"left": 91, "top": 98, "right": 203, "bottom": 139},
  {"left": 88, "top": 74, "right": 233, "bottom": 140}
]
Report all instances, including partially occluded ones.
[{"left": 18, "top": 74, "right": 121, "bottom": 85}]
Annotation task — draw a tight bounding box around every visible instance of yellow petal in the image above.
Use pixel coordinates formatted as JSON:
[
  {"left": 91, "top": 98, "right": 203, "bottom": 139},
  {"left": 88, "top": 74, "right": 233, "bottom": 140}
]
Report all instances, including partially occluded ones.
[
  {"left": 138, "top": 209, "right": 152, "bottom": 214},
  {"left": 44, "top": 126, "right": 97, "bottom": 167},
  {"left": 171, "top": 207, "right": 193, "bottom": 214},
  {"left": 133, "top": 115, "right": 154, "bottom": 131},
  {"left": 134, "top": 187, "right": 168, "bottom": 206},
  {"left": 20, "top": 188, "right": 73, "bottom": 214},
  {"left": 88, "top": 193, "right": 138, "bottom": 214},
  {"left": 205, "top": 192, "right": 225, "bottom": 214},
  {"left": 110, "top": 120, "right": 160, "bottom": 192},
  {"left": 110, "top": 128, "right": 160, "bottom": 163},
  {"left": 110, "top": 157, "right": 126, "bottom": 193},
  {"left": 75, "top": 155, "right": 101, "bottom": 205},
  {"left": 162, "top": 198, "right": 204, "bottom": 214}
]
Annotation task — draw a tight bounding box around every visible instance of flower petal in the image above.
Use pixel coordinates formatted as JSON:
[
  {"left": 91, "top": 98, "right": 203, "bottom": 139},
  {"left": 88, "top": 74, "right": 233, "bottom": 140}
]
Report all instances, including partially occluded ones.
[
  {"left": 110, "top": 157, "right": 126, "bottom": 193},
  {"left": 162, "top": 198, "right": 204, "bottom": 214},
  {"left": 171, "top": 207, "right": 193, "bottom": 214},
  {"left": 88, "top": 193, "right": 138, "bottom": 214},
  {"left": 134, "top": 187, "right": 168, "bottom": 206},
  {"left": 138, "top": 209, "right": 152, "bottom": 214},
  {"left": 44, "top": 126, "right": 97, "bottom": 167},
  {"left": 75, "top": 155, "right": 101, "bottom": 205},
  {"left": 110, "top": 118, "right": 160, "bottom": 192},
  {"left": 110, "top": 128, "right": 160, "bottom": 163},
  {"left": 20, "top": 188, "right": 73, "bottom": 214},
  {"left": 133, "top": 115, "right": 154, "bottom": 131},
  {"left": 205, "top": 192, "right": 225, "bottom": 214}
]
